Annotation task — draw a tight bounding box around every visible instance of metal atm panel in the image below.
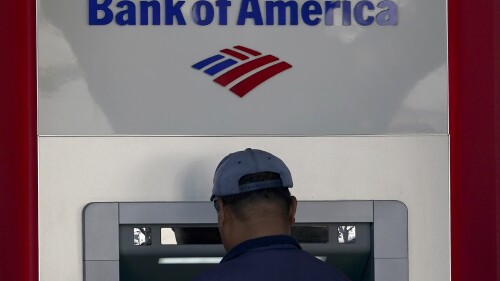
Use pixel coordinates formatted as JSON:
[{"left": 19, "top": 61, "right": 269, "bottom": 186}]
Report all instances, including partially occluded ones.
[{"left": 83, "top": 201, "right": 408, "bottom": 281}]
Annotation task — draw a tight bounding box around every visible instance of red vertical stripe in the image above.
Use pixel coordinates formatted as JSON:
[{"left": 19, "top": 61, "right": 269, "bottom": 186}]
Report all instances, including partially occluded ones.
[
  {"left": 449, "top": 0, "right": 499, "bottom": 279},
  {"left": 495, "top": 3, "right": 500, "bottom": 277},
  {"left": 0, "top": 1, "right": 38, "bottom": 281}
]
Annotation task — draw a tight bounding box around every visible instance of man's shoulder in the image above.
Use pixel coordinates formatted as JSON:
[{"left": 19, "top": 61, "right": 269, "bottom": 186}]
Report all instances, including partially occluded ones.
[
  {"left": 193, "top": 248, "right": 350, "bottom": 281},
  {"left": 191, "top": 262, "right": 239, "bottom": 281}
]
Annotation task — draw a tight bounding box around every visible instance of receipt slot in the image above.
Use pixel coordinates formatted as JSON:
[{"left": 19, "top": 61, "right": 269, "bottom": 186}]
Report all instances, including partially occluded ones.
[{"left": 83, "top": 201, "right": 407, "bottom": 281}]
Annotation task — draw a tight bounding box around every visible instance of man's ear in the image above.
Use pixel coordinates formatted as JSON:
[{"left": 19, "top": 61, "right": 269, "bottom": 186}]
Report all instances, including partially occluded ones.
[
  {"left": 288, "top": 196, "right": 298, "bottom": 225},
  {"left": 217, "top": 200, "right": 225, "bottom": 225}
]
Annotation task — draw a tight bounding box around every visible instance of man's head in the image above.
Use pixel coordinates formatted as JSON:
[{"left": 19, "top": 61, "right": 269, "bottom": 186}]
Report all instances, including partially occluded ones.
[{"left": 211, "top": 149, "right": 297, "bottom": 250}]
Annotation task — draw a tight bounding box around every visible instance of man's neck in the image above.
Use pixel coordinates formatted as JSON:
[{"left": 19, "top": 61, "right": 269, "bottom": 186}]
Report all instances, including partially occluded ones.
[{"left": 225, "top": 220, "right": 291, "bottom": 251}]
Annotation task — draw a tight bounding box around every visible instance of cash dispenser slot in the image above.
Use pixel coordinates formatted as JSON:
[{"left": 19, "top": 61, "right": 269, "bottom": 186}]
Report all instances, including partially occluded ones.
[{"left": 84, "top": 201, "right": 407, "bottom": 281}]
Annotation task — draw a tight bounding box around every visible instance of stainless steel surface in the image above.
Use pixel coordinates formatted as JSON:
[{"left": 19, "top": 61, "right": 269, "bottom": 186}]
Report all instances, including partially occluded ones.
[
  {"left": 373, "top": 200, "right": 408, "bottom": 258},
  {"left": 296, "top": 201, "right": 373, "bottom": 222},
  {"left": 120, "top": 201, "right": 374, "bottom": 224},
  {"left": 374, "top": 259, "right": 409, "bottom": 281},
  {"left": 84, "top": 261, "right": 119, "bottom": 281},
  {"left": 84, "top": 203, "right": 119, "bottom": 261},
  {"left": 120, "top": 202, "right": 216, "bottom": 224},
  {"left": 39, "top": 135, "right": 449, "bottom": 281}
]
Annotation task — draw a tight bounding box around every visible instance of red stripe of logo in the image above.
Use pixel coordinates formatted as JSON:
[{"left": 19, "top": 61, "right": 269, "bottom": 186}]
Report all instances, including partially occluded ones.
[
  {"left": 192, "top": 46, "right": 292, "bottom": 98},
  {"left": 214, "top": 55, "right": 278, "bottom": 86},
  {"left": 230, "top": 61, "right": 293, "bottom": 97},
  {"left": 233, "top": 45, "right": 262, "bottom": 56},
  {"left": 220, "top": 49, "right": 249, "bottom": 60}
]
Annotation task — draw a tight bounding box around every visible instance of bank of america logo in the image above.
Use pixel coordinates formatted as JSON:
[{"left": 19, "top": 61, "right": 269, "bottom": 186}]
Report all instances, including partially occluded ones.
[{"left": 192, "top": 45, "right": 292, "bottom": 98}]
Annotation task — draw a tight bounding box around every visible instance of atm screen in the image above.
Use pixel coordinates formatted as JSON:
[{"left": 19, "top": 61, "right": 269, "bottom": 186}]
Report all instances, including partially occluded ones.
[
  {"left": 119, "top": 224, "right": 372, "bottom": 281},
  {"left": 84, "top": 201, "right": 407, "bottom": 281}
]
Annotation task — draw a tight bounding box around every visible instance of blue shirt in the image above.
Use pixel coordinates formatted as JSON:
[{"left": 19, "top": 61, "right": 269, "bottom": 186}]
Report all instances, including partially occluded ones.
[{"left": 193, "top": 235, "right": 350, "bottom": 281}]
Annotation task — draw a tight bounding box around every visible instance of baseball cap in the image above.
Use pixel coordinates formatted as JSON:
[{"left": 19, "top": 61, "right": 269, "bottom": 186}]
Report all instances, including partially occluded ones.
[{"left": 211, "top": 148, "right": 293, "bottom": 200}]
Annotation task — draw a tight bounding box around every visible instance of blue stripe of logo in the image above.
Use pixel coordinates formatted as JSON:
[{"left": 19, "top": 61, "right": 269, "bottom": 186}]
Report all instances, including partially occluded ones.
[
  {"left": 192, "top": 55, "right": 225, "bottom": 70},
  {"left": 204, "top": 59, "right": 238, "bottom": 76}
]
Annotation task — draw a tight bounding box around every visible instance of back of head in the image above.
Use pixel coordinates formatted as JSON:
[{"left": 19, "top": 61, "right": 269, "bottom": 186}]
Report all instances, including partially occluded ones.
[
  {"left": 212, "top": 148, "right": 295, "bottom": 224},
  {"left": 221, "top": 173, "right": 293, "bottom": 222}
]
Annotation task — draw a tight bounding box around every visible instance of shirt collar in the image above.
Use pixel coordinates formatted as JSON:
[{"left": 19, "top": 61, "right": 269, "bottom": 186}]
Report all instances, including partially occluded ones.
[{"left": 221, "top": 235, "right": 301, "bottom": 263}]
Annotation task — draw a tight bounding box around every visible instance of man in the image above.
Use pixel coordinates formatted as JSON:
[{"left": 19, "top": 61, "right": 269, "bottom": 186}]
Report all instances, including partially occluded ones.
[{"left": 194, "top": 148, "right": 350, "bottom": 281}]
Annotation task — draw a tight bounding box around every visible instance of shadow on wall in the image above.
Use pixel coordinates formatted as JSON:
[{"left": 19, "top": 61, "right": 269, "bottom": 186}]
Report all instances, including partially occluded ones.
[{"left": 130, "top": 151, "right": 216, "bottom": 201}]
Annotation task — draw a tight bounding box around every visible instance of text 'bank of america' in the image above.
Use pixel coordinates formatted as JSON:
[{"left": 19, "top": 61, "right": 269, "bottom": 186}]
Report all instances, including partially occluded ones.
[{"left": 89, "top": 0, "right": 398, "bottom": 26}]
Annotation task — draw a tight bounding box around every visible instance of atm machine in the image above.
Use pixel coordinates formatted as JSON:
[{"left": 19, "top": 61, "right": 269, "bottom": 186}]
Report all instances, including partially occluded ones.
[{"left": 84, "top": 201, "right": 407, "bottom": 281}]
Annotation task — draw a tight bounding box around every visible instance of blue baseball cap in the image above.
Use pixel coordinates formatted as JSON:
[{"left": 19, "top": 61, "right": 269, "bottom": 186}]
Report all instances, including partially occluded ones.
[{"left": 211, "top": 148, "right": 293, "bottom": 200}]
